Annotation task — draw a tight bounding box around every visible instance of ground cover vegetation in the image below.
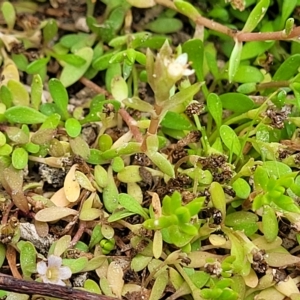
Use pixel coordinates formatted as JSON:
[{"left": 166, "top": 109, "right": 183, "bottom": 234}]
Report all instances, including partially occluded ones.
[{"left": 0, "top": 0, "right": 300, "bottom": 299}]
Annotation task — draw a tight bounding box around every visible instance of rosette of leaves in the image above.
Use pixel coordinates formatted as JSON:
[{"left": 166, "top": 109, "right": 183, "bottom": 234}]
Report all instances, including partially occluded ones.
[
  {"left": 252, "top": 162, "right": 300, "bottom": 243},
  {"left": 144, "top": 191, "right": 205, "bottom": 248}
]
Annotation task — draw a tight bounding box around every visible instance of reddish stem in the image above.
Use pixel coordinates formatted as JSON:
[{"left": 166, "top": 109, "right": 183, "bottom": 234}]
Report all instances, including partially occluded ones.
[{"left": 118, "top": 108, "right": 143, "bottom": 142}]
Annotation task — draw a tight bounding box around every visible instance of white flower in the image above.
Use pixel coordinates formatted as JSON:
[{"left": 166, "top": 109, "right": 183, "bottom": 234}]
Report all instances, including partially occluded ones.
[
  {"left": 37, "top": 255, "right": 72, "bottom": 286},
  {"left": 166, "top": 53, "right": 194, "bottom": 81}
]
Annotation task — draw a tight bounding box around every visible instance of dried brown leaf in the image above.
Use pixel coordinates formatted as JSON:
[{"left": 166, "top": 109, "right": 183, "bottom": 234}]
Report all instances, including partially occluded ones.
[
  {"left": 64, "top": 164, "right": 80, "bottom": 202},
  {"left": 35, "top": 207, "right": 78, "bottom": 222},
  {"left": 4, "top": 167, "right": 29, "bottom": 213},
  {"left": 50, "top": 187, "right": 71, "bottom": 207},
  {"left": 34, "top": 220, "right": 49, "bottom": 238}
]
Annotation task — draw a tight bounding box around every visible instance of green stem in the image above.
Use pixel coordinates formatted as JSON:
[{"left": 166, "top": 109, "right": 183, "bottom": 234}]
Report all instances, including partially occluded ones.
[{"left": 193, "top": 114, "right": 209, "bottom": 154}]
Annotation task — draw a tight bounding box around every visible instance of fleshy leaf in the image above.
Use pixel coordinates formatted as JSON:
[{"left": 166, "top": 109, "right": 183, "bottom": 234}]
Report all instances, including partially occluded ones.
[
  {"left": 19, "top": 241, "right": 36, "bottom": 279},
  {"left": 220, "top": 125, "right": 241, "bottom": 156},
  {"left": 48, "top": 78, "right": 70, "bottom": 120},
  {"left": 35, "top": 207, "right": 78, "bottom": 222},
  {"left": 242, "top": 0, "right": 270, "bottom": 33},
  {"left": 207, "top": 93, "right": 222, "bottom": 129},
  {"left": 228, "top": 40, "right": 243, "bottom": 83},
  {"left": 60, "top": 47, "right": 93, "bottom": 87},
  {"left": 118, "top": 193, "right": 149, "bottom": 220}
]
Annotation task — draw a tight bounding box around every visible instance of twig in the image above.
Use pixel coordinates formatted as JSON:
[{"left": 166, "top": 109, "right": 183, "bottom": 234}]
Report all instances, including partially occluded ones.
[
  {"left": 118, "top": 108, "right": 143, "bottom": 142},
  {"left": 80, "top": 77, "right": 143, "bottom": 143},
  {"left": 80, "top": 77, "right": 111, "bottom": 98},
  {"left": 0, "top": 274, "right": 116, "bottom": 300},
  {"left": 6, "top": 246, "right": 22, "bottom": 280},
  {"left": 256, "top": 80, "right": 290, "bottom": 90},
  {"left": 70, "top": 221, "right": 86, "bottom": 247},
  {"left": 158, "top": 0, "right": 300, "bottom": 42},
  {"left": 141, "top": 104, "right": 163, "bottom": 152}
]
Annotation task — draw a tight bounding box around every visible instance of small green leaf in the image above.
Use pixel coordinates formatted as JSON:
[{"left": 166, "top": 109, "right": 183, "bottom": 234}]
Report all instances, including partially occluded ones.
[
  {"left": 0, "top": 243, "right": 6, "bottom": 268},
  {"left": 253, "top": 166, "right": 269, "bottom": 191},
  {"left": 210, "top": 182, "right": 226, "bottom": 220},
  {"left": 273, "top": 54, "right": 300, "bottom": 81},
  {"left": 26, "top": 57, "right": 50, "bottom": 74},
  {"left": 123, "top": 96, "right": 154, "bottom": 112},
  {"left": 7, "top": 80, "right": 29, "bottom": 106},
  {"left": 126, "top": 0, "right": 155, "bottom": 8},
  {"left": 65, "top": 118, "right": 82, "bottom": 138},
  {"left": 163, "top": 82, "right": 202, "bottom": 111},
  {"left": 84, "top": 279, "right": 101, "bottom": 294},
  {"left": 11, "top": 53, "right": 28, "bottom": 72},
  {"left": 207, "top": 93, "right": 222, "bottom": 129},
  {"left": 0, "top": 132, "right": 5, "bottom": 147},
  {"left": 1, "top": 1, "right": 16, "bottom": 30},
  {"left": 262, "top": 205, "right": 278, "bottom": 243},
  {"left": 233, "top": 65, "right": 264, "bottom": 83},
  {"left": 280, "top": 0, "right": 297, "bottom": 29},
  {"left": 52, "top": 53, "right": 87, "bottom": 66},
  {"left": 284, "top": 18, "right": 294, "bottom": 36},
  {"left": 242, "top": 0, "right": 270, "bottom": 33},
  {"left": 94, "top": 165, "right": 108, "bottom": 188},
  {"left": 111, "top": 75, "right": 128, "bottom": 101},
  {"left": 225, "top": 211, "right": 258, "bottom": 236},
  {"left": 43, "top": 19, "right": 58, "bottom": 44},
  {"left": 189, "top": 271, "right": 210, "bottom": 289},
  {"left": 69, "top": 136, "right": 90, "bottom": 160},
  {"left": 0, "top": 85, "right": 13, "bottom": 108},
  {"left": 146, "top": 151, "right": 175, "bottom": 178},
  {"left": 182, "top": 39, "right": 204, "bottom": 82},
  {"left": 232, "top": 178, "right": 251, "bottom": 199},
  {"left": 89, "top": 225, "right": 104, "bottom": 248},
  {"left": 241, "top": 41, "right": 274, "bottom": 60},
  {"left": 12, "top": 148, "right": 28, "bottom": 170},
  {"left": 93, "top": 52, "right": 115, "bottom": 71},
  {"left": 118, "top": 193, "right": 149, "bottom": 220},
  {"left": 220, "top": 125, "right": 241, "bottom": 156},
  {"left": 149, "top": 270, "right": 168, "bottom": 300},
  {"left": 228, "top": 41, "right": 243, "bottom": 83},
  {"left": 146, "top": 18, "right": 183, "bottom": 34},
  {"left": 60, "top": 33, "right": 92, "bottom": 49},
  {"left": 111, "top": 157, "right": 124, "bottom": 173},
  {"left": 60, "top": 47, "right": 93, "bottom": 87},
  {"left": 6, "top": 127, "right": 29, "bottom": 144},
  {"left": 107, "top": 210, "right": 136, "bottom": 222},
  {"left": 80, "top": 208, "right": 101, "bottom": 221},
  {"left": 54, "top": 235, "right": 71, "bottom": 257},
  {"left": 219, "top": 93, "right": 254, "bottom": 113},
  {"left": 0, "top": 144, "right": 12, "bottom": 155},
  {"left": 174, "top": 0, "right": 201, "bottom": 21},
  {"left": 31, "top": 74, "right": 43, "bottom": 110},
  {"left": 62, "top": 257, "right": 88, "bottom": 273},
  {"left": 161, "top": 112, "right": 194, "bottom": 131},
  {"left": 262, "top": 161, "right": 292, "bottom": 178},
  {"left": 48, "top": 78, "right": 70, "bottom": 120},
  {"left": 4, "top": 106, "right": 47, "bottom": 124},
  {"left": 19, "top": 241, "right": 36, "bottom": 279},
  {"left": 103, "top": 166, "right": 119, "bottom": 212}
]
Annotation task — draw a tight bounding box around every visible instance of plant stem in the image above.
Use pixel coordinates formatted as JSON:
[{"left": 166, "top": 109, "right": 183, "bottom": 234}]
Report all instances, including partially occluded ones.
[
  {"left": 256, "top": 80, "right": 290, "bottom": 90},
  {"left": 141, "top": 104, "right": 163, "bottom": 152},
  {"left": 118, "top": 108, "right": 143, "bottom": 142},
  {"left": 0, "top": 273, "right": 116, "bottom": 300},
  {"left": 159, "top": 0, "right": 300, "bottom": 42}
]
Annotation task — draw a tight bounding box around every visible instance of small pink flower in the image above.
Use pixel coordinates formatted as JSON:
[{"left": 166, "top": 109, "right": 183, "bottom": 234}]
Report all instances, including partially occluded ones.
[{"left": 37, "top": 255, "right": 72, "bottom": 286}]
